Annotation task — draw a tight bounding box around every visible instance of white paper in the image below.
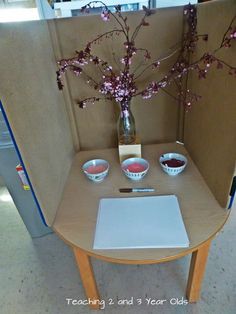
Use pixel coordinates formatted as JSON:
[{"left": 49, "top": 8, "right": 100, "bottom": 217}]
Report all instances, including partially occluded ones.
[{"left": 93, "top": 195, "right": 189, "bottom": 249}]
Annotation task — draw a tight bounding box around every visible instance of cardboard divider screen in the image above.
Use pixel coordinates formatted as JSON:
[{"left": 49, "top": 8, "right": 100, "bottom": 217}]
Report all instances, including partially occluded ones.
[{"left": 0, "top": 0, "right": 235, "bottom": 225}]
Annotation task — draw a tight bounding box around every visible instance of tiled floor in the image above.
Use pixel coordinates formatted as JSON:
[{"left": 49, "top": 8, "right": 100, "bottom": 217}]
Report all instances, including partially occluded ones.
[{"left": 0, "top": 184, "right": 236, "bottom": 314}]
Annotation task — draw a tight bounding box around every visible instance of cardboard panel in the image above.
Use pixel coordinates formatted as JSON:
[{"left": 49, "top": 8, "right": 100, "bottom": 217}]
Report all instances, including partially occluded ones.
[
  {"left": 0, "top": 21, "right": 74, "bottom": 225},
  {"left": 1, "top": 1, "right": 234, "bottom": 227},
  {"left": 184, "top": 0, "right": 236, "bottom": 208},
  {"left": 54, "top": 7, "right": 184, "bottom": 149}
]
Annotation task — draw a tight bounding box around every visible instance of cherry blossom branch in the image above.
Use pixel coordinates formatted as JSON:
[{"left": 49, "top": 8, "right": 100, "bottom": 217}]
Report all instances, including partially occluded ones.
[
  {"left": 160, "top": 87, "right": 180, "bottom": 102},
  {"left": 131, "top": 6, "right": 154, "bottom": 42},
  {"left": 81, "top": 1, "right": 127, "bottom": 36},
  {"left": 56, "top": 3, "right": 236, "bottom": 110},
  {"left": 87, "top": 29, "right": 124, "bottom": 47},
  {"left": 220, "top": 15, "right": 236, "bottom": 48},
  {"left": 134, "top": 46, "right": 181, "bottom": 80},
  {"left": 77, "top": 96, "right": 113, "bottom": 108}
]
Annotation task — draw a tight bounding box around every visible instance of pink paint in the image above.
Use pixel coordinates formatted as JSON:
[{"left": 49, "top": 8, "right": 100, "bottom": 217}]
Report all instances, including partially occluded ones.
[
  {"left": 125, "top": 163, "right": 146, "bottom": 173},
  {"left": 86, "top": 165, "right": 106, "bottom": 174}
]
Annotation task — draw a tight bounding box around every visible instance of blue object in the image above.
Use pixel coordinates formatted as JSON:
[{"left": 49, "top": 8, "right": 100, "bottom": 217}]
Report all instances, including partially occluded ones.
[{"left": 0, "top": 100, "right": 51, "bottom": 237}]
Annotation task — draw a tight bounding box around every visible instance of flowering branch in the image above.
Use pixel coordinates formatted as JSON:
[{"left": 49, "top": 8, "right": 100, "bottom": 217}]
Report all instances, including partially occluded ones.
[
  {"left": 133, "top": 4, "right": 236, "bottom": 108},
  {"left": 133, "top": 46, "right": 180, "bottom": 80},
  {"left": 220, "top": 15, "right": 236, "bottom": 48},
  {"left": 56, "top": 2, "right": 236, "bottom": 111}
]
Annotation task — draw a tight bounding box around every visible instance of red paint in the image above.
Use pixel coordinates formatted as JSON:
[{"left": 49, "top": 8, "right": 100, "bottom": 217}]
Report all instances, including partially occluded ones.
[
  {"left": 125, "top": 163, "right": 146, "bottom": 173},
  {"left": 162, "top": 158, "right": 185, "bottom": 168},
  {"left": 86, "top": 165, "right": 106, "bottom": 174}
]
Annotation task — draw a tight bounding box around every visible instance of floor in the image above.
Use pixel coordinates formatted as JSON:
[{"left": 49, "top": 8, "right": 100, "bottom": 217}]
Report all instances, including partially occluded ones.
[{"left": 0, "top": 181, "right": 236, "bottom": 314}]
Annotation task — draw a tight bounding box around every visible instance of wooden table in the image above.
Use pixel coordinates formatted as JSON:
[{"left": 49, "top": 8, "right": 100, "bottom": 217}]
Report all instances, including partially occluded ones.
[{"left": 53, "top": 143, "right": 229, "bottom": 309}]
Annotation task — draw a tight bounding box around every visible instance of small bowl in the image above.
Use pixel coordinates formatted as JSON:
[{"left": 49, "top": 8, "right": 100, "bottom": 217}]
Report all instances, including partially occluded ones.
[
  {"left": 159, "top": 153, "right": 187, "bottom": 176},
  {"left": 82, "top": 159, "right": 109, "bottom": 182},
  {"left": 121, "top": 157, "right": 149, "bottom": 181}
]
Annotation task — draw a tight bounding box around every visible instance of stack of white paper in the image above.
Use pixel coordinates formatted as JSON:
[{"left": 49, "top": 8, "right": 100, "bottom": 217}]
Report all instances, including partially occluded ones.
[{"left": 93, "top": 195, "right": 189, "bottom": 249}]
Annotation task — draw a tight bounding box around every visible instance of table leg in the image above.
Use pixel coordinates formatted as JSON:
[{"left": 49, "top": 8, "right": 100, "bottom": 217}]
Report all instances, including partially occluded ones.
[
  {"left": 73, "top": 247, "right": 100, "bottom": 310},
  {"left": 186, "top": 239, "right": 211, "bottom": 302}
]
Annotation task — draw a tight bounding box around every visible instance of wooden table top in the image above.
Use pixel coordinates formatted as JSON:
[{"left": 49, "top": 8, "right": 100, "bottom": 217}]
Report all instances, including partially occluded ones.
[{"left": 53, "top": 142, "right": 229, "bottom": 263}]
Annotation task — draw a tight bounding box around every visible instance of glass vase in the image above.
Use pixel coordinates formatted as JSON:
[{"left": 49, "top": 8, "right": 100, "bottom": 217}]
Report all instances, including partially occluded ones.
[{"left": 118, "top": 100, "right": 136, "bottom": 145}]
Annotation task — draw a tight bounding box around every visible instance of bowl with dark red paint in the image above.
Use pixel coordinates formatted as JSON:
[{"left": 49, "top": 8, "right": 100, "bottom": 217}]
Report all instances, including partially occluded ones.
[
  {"left": 121, "top": 157, "right": 149, "bottom": 181},
  {"left": 82, "top": 159, "right": 109, "bottom": 182},
  {"left": 159, "top": 153, "right": 187, "bottom": 176}
]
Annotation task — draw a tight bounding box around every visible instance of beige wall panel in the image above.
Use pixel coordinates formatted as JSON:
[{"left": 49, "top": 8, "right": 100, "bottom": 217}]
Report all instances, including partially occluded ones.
[
  {"left": 54, "top": 7, "right": 184, "bottom": 149},
  {"left": 0, "top": 21, "right": 74, "bottom": 225},
  {"left": 185, "top": 0, "right": 236, "bottom": 208}
]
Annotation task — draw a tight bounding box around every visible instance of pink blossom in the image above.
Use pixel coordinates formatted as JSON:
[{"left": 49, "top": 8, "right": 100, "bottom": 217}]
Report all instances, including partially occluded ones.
[
  {"left": 230, "top": 30, "right": 236, "bottom": 38},
  {"left": 152, "top": 61, "right": 160, "bottom": 69},
  {"left": 121, "top": 57, "right": 132, "bottom": 65},
  {"left": 160, "top": 81, "right": 167, "bottom": 88},
  {"left": 142, "top": 90, "right": 152, "bottom": 99},
  {"left": 101, "top": 10, "right": 110, "bottom": 21},
  {"left": 72, "top": 66, "right": 82, "bottom": 76},
  {"left": 148, "top": 82, "right": 159, "bottom": 94},
  {"left": 57, "top": 3, "right": 236, "bottom": 111}
]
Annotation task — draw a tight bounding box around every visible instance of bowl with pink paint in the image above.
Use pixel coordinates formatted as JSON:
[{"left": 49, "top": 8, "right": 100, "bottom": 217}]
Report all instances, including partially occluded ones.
[
  {"left": 82, "top": 159, "right": 109, "bottom": 182},
  {"left": 121, "top": 157, "right": 149, "bottom": 181}
]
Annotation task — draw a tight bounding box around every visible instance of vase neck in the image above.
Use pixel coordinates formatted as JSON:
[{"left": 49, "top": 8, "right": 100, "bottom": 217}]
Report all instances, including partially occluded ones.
[{"left": 120, "top": 99, "right": 131, "bottom": 112}]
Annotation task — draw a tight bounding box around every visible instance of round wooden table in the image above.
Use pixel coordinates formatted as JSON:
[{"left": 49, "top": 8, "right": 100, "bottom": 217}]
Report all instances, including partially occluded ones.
[{"left": 53, "top": 143, "right": 229, "bottom": 309}]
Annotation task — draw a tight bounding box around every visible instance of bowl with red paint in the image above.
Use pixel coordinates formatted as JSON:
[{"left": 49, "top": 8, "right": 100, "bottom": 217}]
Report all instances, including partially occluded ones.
[
  {"left": 82, "top": 159, "right": 109, "bottom": 182},
  {"left": 159, "top": 153, "right": 187, "bottom": 176},
  {"left": 121, "top": 157, "right": 149, "bottom": 181}
]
